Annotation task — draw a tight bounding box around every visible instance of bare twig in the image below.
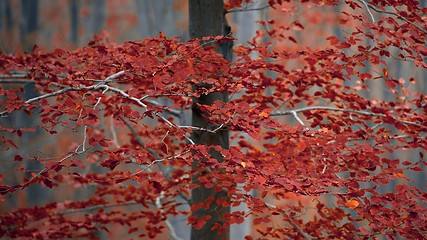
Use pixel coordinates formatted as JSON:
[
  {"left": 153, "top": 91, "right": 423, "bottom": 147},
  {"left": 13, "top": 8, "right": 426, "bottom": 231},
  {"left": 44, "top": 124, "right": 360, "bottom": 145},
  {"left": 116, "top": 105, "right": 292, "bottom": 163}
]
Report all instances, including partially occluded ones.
[
  {"left": 227, "top": 4, "right": 270, "bottom": 14},
  {"left": 0, "top": 73, "right": 28, "bottom": 79},
  {"left": 22, "top": 151, "right": 78, "bottom": 188},
  {"left": 121, "top": 115, "right": 191, "bottom": 174},
  {"left": 120, "top": 116, "right": 161, "bottom": 160},
  {"left": 0, "top": 72, "right": 30, "bottom": 83},
  {"left": 110, "top": 117, "right": 121, "bottom": 148},
  {"left": 0, "top": 86, "right": 77, "bottom": 117},
  {"left": 95, "top": 84, "right": 148, "bottom": 108},
  {"left": 79, "top": 89, "right": 106, "bottom": 152},
  {"left": 120, "top": 115, "right": 191, "bottom": 204},
  {"left": 358, "top": 0, "right": 375, "bottom": 22},
  {"left": 355, "top": 0, "right": 427, "bottom": 34},
  {"left": 0, "top": 79, "right": 34, "bottom": 84},
  {"left": 179, "top": 124, "right": 224, "bottom": 133},
  {"left": 155, "top": 191, "right": 185, "bottom": 240},
  {"left": 58, "top": 201, "right": 141, "bottom": 215},
  {"left": 143, "top": 98, "right": 181, "bottom": 117},
  {"left": 132, "top": 150, "right": 191, "bottom": 175},
  {"left": 120, "top": 116, "right": 147, "bottom": 147},
  {"left": 265, "top": 202, "right": 313, "bottom": 240},
  {"left": 271, "top": 106, "right": 425, "bottom": 129},
  {"left": 96, "top": 84, "right": 194, "bottom": 144},
  {"left": 103, "top": 70, "right": 125, "bottom": 83},
  {"left": 0, "top": 71, "right": 125, "bottom": 117},
  {"left": 290, "top": 111, "right": 307, "bottom": 128}
]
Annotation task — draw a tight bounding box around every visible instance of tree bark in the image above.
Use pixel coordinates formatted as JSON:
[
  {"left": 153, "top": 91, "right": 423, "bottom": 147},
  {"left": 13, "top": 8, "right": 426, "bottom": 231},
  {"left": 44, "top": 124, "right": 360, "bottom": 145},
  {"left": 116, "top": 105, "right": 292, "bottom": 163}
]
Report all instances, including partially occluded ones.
[
  {"left": 69, "top": 0, "right": 79, "bottom": 44},
  {"left": 189, "top": 1, "right": 232, "bottom": 239}
]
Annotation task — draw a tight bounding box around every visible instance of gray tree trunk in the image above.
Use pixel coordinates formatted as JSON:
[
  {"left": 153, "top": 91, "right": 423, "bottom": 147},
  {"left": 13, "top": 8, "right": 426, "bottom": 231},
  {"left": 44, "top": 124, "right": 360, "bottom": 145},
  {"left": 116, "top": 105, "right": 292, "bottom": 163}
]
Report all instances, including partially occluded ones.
[
  {"left": 85, "top": 0, "right": 105, "bottom": 42},
  {"left": 69, "top": 0, "right": 79, "bottom": 44},
  {"left": 189, "top": 1, "right": 232, "bottom": 239}
]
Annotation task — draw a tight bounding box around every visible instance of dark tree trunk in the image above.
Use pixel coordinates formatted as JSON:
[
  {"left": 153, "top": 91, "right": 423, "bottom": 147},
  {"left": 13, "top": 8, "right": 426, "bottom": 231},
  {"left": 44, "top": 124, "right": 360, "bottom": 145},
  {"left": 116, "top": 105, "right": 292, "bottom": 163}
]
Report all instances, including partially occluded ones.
[
  {"left": 189, "top": 1, "right": 232, "bottom": 239},
  {"left": 20, "top": 0, "right": 38, "bottom": 50},
  {"left": 86, "top": 0, "right": 105, "bottom": 42}
]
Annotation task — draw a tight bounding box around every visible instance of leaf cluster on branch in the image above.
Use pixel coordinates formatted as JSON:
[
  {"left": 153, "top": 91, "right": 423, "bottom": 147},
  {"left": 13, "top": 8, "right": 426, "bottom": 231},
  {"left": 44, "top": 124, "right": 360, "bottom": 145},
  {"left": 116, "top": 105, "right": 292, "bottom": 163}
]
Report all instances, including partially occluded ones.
[{"left": 0, "top": 0, "right": 426, "bottom": 239}]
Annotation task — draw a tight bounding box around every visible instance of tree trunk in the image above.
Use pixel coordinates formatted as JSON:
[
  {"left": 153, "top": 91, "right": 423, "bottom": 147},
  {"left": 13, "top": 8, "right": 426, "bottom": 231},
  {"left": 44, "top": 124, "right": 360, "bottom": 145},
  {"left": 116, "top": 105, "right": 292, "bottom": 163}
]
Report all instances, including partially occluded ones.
[
  {"left": 189, "top": 1, "right": 232, "bottom": 239},
  {"left": 69, "top": 0, "right": 79, "bottom": 44},
  {"left": 85, "top": 0, "right": 105, "bottom": 42}
]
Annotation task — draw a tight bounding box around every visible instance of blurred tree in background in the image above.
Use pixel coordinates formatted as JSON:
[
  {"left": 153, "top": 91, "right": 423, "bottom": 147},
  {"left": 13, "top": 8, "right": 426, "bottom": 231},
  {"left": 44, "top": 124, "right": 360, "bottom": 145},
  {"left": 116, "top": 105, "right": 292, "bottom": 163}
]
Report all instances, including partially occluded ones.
[{"left": 0, "top": 0, "right": 426, "bottom": 239}]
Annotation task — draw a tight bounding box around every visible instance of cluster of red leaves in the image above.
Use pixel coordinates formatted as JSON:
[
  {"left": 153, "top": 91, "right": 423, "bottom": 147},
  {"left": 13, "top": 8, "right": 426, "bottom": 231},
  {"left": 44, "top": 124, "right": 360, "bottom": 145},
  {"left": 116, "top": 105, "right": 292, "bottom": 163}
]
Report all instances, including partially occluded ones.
[{"left": 0, "top": 0, "right": 426, "bottom": 239}]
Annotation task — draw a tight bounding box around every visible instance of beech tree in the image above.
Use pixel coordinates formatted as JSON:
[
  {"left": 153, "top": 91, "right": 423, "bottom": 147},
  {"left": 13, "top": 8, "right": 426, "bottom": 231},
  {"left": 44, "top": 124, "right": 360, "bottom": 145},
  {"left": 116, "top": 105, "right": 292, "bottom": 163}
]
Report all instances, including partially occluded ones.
[
  {"left": 189, "top": 1, "right": 232, "bottom": 240},
  {"left": 1, "top": 0, "right": 426, "bottom": 239}
]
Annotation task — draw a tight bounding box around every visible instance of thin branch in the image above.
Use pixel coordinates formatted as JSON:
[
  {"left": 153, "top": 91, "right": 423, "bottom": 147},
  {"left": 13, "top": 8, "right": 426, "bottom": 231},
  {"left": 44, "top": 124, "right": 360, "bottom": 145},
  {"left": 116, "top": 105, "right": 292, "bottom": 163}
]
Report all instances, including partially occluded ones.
[
  {"left": 356, "top": 0, "right": 427, "bottom": 35},
  {"left": 0, "top": 72, "right": 30, "bottom": 83},
  {"left": 58, "top": 189, "right": 185, "bottom": 240},
  {"left": 132, "top": 150, "right": 191, "bottom": 175},
  {"left": 179, "top": 124, "right": 224, "bottom": 133},
  {"left": 97, "top": 85, "right": 192, "bottom": 143},
  {"left": 154, "top": 113, "right": 196, "bottom": 144},
  {"left": 0, "top": 73, "right": 28, "bottom": 78},
  {"left": 58, "top": 187, "right": 185, "bottom": 240},
  {"left": 271, "top": 106, "right": 426, "bottom": 129},
  {"left": 110, "top": 117, "right": 121, "bottom": 148},
  {"left": 58, "top": 201, "right": 141, "bottom": 215},
  {"left": 0, "top": 86, "right": 77, "bottom": 117},
  {"left": 265, "top": 202, "right": 313, "bottom": 240},
  {"left": 290, "top": 111, "right": 307, "bottom": 128},
  {"left": 272, "top": 106, "right": 380, "bottom": 117},
  {"left": 155, "top": 191, "right": 185, "bottom": 240},
  {"left": 226, "top": 4, "right": 270, "bottom": 14},
  {"left": 0, "top": 71, "right": 125, "bottom": 117},
  {"left": 120, "top": 115, "right": 191, "bottom": 204},
  {"left": 120, "top": 116, "right": 191, "bottom": 180},
  {"left": 120, "top": 116, "right": 161, "bottom": 161},
  {"left": 0, "top": 72, "right": 182, "bottom": 119},
  {"left": 358, "top": 0, "right": 375, "bottom": 22},
  {"left": 103, "top": 70, "right": 125, "bottom": 83},
  {"left": 22, "top": 151, "right": 77, "bottom": 188},
  {"left": 140, "top": 93, "right": 189, "bottom": 100},
  {"left": 96, "top": 85, "right": 147, "bottom": 108},
  {"left": 80, "top": 90, "right": 105, "bottom": 152},
  {"left": 143, "top": 98, "right": 181, "bottom": 117},
  {"left": 0, "top": 79, "right": 34, "bottom": 84}
]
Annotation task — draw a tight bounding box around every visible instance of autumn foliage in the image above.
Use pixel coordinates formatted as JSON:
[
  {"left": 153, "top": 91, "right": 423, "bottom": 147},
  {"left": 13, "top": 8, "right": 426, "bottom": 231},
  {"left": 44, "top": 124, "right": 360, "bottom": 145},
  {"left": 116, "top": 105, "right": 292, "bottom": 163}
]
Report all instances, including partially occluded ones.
[{"left": 0, "top": 0, "right": 426, "bottom": 239}]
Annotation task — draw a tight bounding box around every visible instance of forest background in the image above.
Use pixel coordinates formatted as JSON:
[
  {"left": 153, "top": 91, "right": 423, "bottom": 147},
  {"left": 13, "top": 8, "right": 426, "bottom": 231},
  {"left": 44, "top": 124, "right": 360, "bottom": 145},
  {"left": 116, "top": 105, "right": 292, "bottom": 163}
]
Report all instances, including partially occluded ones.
[{"left": 0, "top": 0, "right": 426, "bottom": 239}]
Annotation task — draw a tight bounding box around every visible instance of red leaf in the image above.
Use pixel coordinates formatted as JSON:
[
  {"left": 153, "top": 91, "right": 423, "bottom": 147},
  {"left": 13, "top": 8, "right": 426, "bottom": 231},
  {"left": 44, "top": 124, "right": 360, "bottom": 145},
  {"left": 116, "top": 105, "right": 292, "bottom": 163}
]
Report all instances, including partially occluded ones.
[
  {"left": 7, "top": 139, "right": 18, "bottom": 149},
  {"left": 188, "top": 215, "right": 211, "bottom": 230},
  {"left": 288, "top": 36, "right": 297, "bottom": 43},
  {"left": 292, "top": 21, "right": 304, "bottom": 30},
  {"left": 0, "top": 184, "right": 14, "bottom": 195},
  {"left": 359, "top": 227, "right": 370, "bottom": 235},
  {"left": 253, "top": 217, "right": 263, "bottom": 225},
  {"left": 14, "top": 155, "right": 23, "bottom": 161},
  {"left": 326, "top": 36, "right": 340, "bottom": 46},
  {"left": 32, "top": 44, "right": 39, "bottom": 53},
  {"left": 43, "top": 178, "right": 53, "bottom": 188},
  {"left": 411, "top": 166, "right": 423, "bottom": 172},
  {"left": 151, "top": 180, "right": 163, "bottom": 193},
  {"left": 385, "top": 80, "right": 397, "bottom": 89},
  {"left": 383, "top": 68, "right": 389, "bottom": 78}
]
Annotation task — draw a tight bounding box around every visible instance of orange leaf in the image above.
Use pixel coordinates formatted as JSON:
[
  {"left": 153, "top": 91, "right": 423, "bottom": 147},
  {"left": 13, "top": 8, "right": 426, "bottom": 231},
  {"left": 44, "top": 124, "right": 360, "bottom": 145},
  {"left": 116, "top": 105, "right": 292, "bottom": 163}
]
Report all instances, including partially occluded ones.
[
  {"left": 345, "top": 199, "right": 359, "bottom": 209},
  {"left": 258, "top": 111, "right": 269, "bottom": 118},
  {"left": 383, "top": 68, "right": 388, "bottom": 78}
]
